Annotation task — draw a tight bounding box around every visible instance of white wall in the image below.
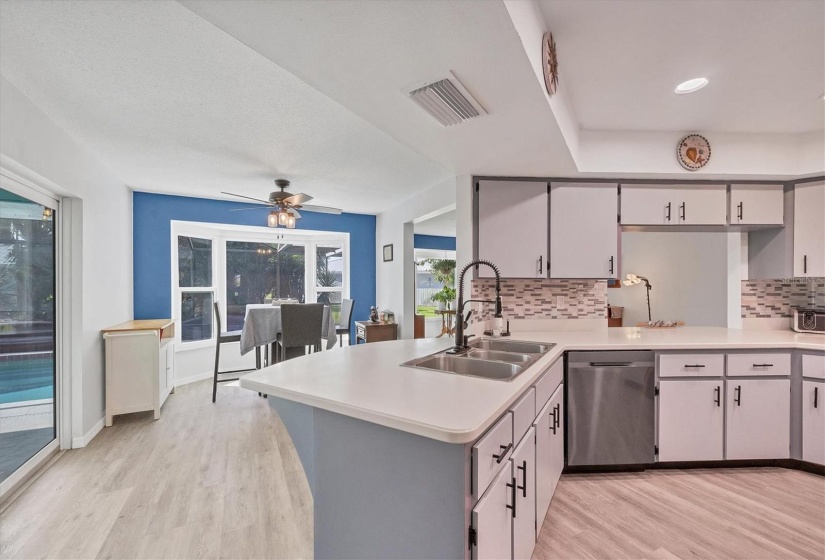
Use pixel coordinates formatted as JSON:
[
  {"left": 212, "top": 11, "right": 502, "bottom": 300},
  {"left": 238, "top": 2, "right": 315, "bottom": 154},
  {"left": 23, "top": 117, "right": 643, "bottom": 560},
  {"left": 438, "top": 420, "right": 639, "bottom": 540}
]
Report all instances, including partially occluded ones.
[
  {"left": 376, "top": 177, "right": 457, "bottom": 339},
  {"left": 608, "top": 231, "right": 729, "bottom": 327},
  {"left": 0, "top": 75, "right": 132, "bottom": 441}
]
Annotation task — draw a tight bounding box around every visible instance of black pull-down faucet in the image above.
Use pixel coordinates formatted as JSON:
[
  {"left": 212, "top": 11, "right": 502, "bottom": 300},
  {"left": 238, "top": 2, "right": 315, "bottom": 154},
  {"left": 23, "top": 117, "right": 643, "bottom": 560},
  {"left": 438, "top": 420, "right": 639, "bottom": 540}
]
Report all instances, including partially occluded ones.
[{"left": 447, "top": 260, "right": 503, "bottom": 354}]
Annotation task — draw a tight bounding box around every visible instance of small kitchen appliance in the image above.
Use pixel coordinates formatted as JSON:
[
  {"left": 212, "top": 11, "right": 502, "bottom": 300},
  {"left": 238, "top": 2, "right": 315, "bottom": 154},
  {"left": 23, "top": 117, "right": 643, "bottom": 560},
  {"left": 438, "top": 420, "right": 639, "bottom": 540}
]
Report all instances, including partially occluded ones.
[{"left": 792, "top": 307, "right": 825, "bottom": 334}]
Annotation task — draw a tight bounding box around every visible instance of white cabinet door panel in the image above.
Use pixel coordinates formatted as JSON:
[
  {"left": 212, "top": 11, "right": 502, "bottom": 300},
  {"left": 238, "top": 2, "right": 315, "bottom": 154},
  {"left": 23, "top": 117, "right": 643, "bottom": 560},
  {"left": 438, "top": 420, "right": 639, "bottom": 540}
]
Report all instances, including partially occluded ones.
[
  {"left": 730, "top": 184, "right": 784, "bottom": 225},
  {"left": 802, "top": 380, "right": 825, "bottom": 465},
  {"left": 511, "top": 427, "right": 536, "bottom": 560},
  {"left": 726, "top": 353, "right": 791, "bottom": 377},
  {"left": 658, "top": 380, "right": 724, "bottom": 462},
  {"left": 674, "top": 185, "right": 727, "bottom": 225},
  {"left": 803, "top": 354, "right": 825, "bottom": 380},
  {"left": 533, "top": 399, "right": 554, "bottom": 527},
  {"left": 548, "top": 385, "right": 564, "bottom": 499},
  {"left": 658, "top": 353, "right": 725, "bottom": 377},
  {"left": 726, "top": 379, "right": 790, "bottom": 460},
  {"left": 534, "top": 357, "right": 563, "bottom": 412},
  {"left": 510, "top": 388, "right": 536, "bottom": 446},
  {"left": 793, "top": 181, "right": 825, "bottom": 277},
  {"left": 620, "top": 186, "right": 674, "bottom": 225},
  {"left": 473, "top": 413, "right": 514, "bottom": 496},
  {"left": 478, "top": 180, "right": 548, "bottom": 278},
  {"left": 550, "top": 183, "right": 618, "bottom": 278},
  {"left": 472, "top": 463, "right": 513, "bottom": 560}
]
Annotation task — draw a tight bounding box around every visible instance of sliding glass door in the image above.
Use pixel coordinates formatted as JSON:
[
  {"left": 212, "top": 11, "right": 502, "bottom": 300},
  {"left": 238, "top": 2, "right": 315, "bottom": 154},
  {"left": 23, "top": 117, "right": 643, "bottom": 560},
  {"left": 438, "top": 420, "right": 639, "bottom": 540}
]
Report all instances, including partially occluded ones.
[{"left": 0, "top": 187, "right": 56, "bottom": 486}]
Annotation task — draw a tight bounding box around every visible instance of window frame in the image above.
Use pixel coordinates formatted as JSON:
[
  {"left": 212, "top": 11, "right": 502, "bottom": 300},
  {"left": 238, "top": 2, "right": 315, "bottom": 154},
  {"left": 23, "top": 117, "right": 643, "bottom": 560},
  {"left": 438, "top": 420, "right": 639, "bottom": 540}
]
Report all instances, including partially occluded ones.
[{"left": 171, "top": 221, "right": 349, "bottom": 352}]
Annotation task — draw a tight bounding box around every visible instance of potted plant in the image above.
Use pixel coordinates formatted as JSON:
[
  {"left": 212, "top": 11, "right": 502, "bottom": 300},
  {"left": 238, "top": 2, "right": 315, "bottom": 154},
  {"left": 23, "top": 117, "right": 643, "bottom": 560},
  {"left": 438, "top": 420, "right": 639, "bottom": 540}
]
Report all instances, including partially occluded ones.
[{"left": 432, "top": 286, "right": 457, "bottom": 311}]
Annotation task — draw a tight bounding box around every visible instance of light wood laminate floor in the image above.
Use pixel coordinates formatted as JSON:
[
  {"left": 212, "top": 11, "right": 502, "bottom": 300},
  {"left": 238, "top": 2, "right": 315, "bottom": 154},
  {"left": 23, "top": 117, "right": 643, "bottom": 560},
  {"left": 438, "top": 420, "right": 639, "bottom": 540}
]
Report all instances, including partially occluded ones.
[
  {"left": 534, "top": 468, "right": 825, "bottom": 560},
  {"left": 2, "top": 380, "right": 823, "bottom": 560},
  {"left": 0, "top": 381, "right": 312, "bottom": 560}
]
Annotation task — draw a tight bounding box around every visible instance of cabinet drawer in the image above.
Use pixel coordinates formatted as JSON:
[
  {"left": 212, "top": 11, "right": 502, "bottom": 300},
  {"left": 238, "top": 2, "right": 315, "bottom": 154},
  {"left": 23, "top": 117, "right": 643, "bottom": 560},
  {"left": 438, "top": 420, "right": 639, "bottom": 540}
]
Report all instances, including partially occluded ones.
[
  {"left": 510, "top": 388, "right": 535, "bottom": 445},
  {"left": 727, "top": 353, "right": 791, "bottom": 377},
  {"left": 803, "top": 354, "right": 825, "bottom": 380},
  {"left": 534, "top": 358, "right": 563, "bottom": 411},
  {"left": 659, "top": 354, "right": 724, "bottom": 377},
  {"left": 472, "top": 413, "right": 514, "bottom": 496}
]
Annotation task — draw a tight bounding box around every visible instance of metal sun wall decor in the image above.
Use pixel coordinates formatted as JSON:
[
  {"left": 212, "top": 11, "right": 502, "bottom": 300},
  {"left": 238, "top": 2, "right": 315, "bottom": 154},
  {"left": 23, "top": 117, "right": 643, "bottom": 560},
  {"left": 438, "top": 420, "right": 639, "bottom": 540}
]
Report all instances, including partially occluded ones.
[{"left": 542, "top": 31, "right": 558, "bottom": 96}]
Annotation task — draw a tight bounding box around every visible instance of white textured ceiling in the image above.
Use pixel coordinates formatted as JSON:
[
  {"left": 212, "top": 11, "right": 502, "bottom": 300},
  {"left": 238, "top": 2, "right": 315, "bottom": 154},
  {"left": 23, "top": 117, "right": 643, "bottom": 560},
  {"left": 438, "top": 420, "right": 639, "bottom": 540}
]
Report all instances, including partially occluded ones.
[
  {"left": 415, "top": 210, "right": 456, "bottom": 238},
  {"left": 0, "top": 0, "right": 449, "bottom": 214},
  {"left": 538, "top": 0, "right": 825, "bottom": 134}
]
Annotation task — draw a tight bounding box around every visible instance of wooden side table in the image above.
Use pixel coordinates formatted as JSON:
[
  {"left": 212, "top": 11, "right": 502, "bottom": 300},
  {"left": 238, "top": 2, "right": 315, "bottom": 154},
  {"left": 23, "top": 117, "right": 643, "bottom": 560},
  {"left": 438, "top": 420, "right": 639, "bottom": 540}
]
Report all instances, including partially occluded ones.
[
  {"left": 437, "top": 309, "right": 456, "bottom": 338},
  {"left": 355, "top": 320, "right": 398, "bottom": 344}
]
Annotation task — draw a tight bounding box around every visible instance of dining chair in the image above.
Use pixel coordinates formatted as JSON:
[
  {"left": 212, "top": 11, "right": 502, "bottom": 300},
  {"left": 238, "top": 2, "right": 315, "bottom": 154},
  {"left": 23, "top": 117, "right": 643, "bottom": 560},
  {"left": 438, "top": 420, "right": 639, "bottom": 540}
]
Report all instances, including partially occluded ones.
[
  {"left": 336, "top": 298, "right": 355, "bottom": 346},
  {"left": 275, "top": 303, "right": 325, "bottom": 362},
  {"left": 212, "top": 302, "right": 256, "bottom": 403}
]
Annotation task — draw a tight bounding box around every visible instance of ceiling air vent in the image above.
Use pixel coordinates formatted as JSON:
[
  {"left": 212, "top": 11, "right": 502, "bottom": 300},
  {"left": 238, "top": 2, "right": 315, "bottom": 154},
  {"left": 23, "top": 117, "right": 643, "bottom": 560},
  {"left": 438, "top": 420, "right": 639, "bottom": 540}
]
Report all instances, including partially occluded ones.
[{"left": 406, "top": 72, "right": 487, "bottom": 127}]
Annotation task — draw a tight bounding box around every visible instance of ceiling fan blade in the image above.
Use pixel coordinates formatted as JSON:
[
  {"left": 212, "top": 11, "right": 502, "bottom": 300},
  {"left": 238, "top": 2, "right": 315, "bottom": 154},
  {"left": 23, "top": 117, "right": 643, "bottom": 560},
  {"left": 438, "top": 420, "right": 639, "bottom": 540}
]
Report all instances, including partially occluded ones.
[
  {"left": 289, "top": 208, "right": 302, "bottom": 219},
  {"left": 221, "top": 191, "right": 272, "bottom": 205},
  {"left": 229, "top": 205, "right": 274, "bottom": 211},
  {"left": 283, "top": 192, "right": 313, "bottom": 205},
  {"left": 298, "top": 204, "right": 343, "bottom": 215}
]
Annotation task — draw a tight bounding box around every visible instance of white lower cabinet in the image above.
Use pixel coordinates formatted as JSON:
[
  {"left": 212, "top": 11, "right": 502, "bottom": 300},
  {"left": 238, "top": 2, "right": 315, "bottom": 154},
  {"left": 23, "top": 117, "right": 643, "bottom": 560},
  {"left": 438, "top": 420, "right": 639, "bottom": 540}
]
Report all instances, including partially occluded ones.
[
  {"left": 725, "top": 379, "right": 790, "bottom": 460},
  {"left": 548, "top": 385, "right": 565, "bottom": 499},
  {"left": 533, "top": 383, "right": 564, "bottom": 535},
  {"left": 511, "top": 427, "right": 536, "bottom": 560},
  {"left": 802, "top": 380, "right": 825, "bottom": 465},
  {"left": 658, "top": 380, "right": 724, "bottom": 462},
  {"left": 472, "top": 462, "right": 513, "bottom": 560}
]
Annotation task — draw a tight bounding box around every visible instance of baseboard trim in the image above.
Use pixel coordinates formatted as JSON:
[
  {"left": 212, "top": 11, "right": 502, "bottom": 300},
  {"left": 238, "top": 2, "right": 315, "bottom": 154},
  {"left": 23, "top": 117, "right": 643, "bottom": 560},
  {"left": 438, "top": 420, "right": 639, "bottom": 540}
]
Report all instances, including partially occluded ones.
[
  {"left": 72, "top": 417, "right": 104, "bottom": 448},
  {"left": 564, "top": 459, "right": 825, "bottom": 477},
  {"left": 174, "top": 371, "right": 212, "bottom": 387}
]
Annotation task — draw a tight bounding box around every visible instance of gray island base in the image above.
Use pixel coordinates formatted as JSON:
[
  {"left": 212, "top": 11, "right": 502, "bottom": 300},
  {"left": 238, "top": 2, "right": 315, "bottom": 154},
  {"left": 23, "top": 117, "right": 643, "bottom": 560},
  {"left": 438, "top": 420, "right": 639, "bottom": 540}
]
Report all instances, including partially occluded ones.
[{"left": 270, "top": 396, "right": 470, "bottom": 560}]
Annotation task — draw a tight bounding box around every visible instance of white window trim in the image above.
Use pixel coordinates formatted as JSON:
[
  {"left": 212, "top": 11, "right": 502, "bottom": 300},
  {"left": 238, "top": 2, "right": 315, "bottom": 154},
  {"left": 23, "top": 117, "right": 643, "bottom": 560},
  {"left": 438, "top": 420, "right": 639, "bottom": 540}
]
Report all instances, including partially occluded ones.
[{"left": 170, "top": 221, "right": 349, "bottom": 353}]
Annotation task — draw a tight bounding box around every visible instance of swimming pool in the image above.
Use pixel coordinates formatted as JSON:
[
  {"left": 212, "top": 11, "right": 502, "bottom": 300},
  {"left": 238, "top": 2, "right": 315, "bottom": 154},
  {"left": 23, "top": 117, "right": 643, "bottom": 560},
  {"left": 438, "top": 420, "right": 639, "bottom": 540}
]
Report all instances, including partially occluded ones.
[{"left": 0, "top": 354, "right": 54, "bottom": 405}]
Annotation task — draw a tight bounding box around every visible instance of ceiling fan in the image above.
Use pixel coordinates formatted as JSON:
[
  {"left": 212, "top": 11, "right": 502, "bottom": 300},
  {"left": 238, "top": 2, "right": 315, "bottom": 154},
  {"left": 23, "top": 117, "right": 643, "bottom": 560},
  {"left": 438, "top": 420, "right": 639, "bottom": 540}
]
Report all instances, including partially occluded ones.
[{"left": 222, "top": 179, "right": 342, "bottom": 229}]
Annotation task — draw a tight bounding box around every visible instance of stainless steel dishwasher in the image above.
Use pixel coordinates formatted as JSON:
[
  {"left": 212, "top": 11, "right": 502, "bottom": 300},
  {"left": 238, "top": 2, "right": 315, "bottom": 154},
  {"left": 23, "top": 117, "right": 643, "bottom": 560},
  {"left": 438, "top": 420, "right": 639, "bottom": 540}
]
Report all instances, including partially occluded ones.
[{"left": 566, "top": 351, "right": 655, "bottom": 466}]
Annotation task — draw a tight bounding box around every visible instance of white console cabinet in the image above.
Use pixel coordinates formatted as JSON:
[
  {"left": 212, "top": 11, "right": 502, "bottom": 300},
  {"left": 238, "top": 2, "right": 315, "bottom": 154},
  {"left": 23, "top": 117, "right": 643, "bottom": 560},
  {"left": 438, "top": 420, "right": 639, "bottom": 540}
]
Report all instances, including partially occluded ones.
[{"left": 102, "top": 320, "right": 175, "bottom": 426}]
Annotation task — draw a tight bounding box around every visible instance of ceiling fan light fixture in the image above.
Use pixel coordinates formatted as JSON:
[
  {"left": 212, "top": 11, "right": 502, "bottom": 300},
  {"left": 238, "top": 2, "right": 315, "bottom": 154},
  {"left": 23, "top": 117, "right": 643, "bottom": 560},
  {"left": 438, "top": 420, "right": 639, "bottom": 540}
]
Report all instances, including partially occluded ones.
[
  {"left": 267, "top": 211, "right": 278, "bottom": 228},
  {"left": 278, "top": 210, "right": 289, "bottom": 226},
  {"left": 286, "top": 212, "right": 297, "bottom": 229},
  {"left": 675, "top": 77, "right": 708, "bottom": 94}
]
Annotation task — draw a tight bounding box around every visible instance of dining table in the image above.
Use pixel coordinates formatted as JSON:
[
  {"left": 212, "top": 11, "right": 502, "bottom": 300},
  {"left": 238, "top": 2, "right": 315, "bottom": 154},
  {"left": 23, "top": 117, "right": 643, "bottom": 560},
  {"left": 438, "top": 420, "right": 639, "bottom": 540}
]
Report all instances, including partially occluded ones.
[{"left": 240, "top": 303, "right": 338, "bottom": 364}]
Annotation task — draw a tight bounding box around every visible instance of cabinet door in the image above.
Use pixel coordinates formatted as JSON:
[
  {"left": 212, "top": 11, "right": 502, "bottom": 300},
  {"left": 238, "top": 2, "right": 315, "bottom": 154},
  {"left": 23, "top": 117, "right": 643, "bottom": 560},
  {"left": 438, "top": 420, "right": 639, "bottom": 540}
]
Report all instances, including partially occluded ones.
[
  {"left": 620, "top": 186, "right": 675, "bottom": 225},
  {"left": 478, "top": 180, "right": 548, "bottom": 278},
  {"left": 550, "top": 183, "right": 619, "bottom": 279},
  {"left": 673, "top": 185, "right": 727, "bottom": 225},
  {"left": 658, "top": 380, "right": 723, "bottom": 462},
  {"left": 730, "top": 184, "right": 784, "bottom": 225},
  {"left": 511, "top": 426, "right": 536, "bottom": 560},
  {"left": 472, "top": 463, "right": 513, "bottom": 560},
  {"left": 548, "top": 385, "right": 564, "bottom": 498},
  {"left": 726, "top": 379, "right": 790, "bottom": 460},
  {"left": 533, "top": 399, "right": 553, "bottom": 527},
  {"left": 802, "top": 380, "right": 825, "bottom": 465},
  {"left": 793, "top": 181, "right": 825, "bottom": 277}
]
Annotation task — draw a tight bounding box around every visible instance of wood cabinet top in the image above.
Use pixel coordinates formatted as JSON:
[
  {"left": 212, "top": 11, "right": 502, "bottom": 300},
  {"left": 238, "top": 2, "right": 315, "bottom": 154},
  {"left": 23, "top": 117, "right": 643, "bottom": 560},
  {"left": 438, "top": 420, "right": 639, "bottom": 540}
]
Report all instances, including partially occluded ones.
[{"left": 101, "top": 319, "right": 175, "bottom": 336}]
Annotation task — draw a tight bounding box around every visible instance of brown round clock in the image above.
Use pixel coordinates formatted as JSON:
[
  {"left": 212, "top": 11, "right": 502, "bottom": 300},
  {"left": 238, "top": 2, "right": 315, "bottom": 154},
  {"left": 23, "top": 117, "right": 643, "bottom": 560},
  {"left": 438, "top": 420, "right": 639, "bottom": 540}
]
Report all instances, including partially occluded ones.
[
  {"left": 677, "top": 134, "right": 711, "bottom": 170},
  {"left": 542, "top": 32, "right": 558, "bottom": 96}
]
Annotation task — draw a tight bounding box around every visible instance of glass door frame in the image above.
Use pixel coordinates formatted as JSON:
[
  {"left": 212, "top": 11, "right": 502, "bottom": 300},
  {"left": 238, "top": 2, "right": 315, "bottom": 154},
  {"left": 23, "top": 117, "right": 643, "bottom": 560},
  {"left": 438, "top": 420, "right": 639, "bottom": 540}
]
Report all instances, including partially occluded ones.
[{"left": 0, "top": 170, "right": 61, "bottom": 502}]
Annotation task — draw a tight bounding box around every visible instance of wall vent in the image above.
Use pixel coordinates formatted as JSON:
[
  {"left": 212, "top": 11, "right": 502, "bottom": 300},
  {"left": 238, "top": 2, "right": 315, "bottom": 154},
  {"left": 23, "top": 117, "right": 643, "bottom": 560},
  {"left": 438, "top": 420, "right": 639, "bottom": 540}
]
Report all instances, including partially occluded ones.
[{"left": 406, "top": 72, "right": 487, "bottom": 127}]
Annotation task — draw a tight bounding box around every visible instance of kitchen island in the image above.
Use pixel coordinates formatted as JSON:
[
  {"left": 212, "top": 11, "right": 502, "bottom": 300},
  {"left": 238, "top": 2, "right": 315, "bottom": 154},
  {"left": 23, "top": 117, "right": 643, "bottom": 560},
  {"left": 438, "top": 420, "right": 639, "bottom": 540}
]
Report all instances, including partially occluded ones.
[{"left": 239, "top": 327, "right": 824, "bottom": 559}]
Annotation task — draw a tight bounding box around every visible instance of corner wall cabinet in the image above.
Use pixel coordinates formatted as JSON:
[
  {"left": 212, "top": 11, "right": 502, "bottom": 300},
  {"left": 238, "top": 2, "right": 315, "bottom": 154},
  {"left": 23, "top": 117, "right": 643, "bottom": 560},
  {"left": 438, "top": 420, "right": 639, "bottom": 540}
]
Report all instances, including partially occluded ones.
[
  {"left": 477, "top": 180, "right": 548, "bottom": 278},
  {"left": 102, "top": 320, "right": 175, "bottom": 427},
  {"left": 730, "top": 184, "right": 784, "bottom": 226},
  {"left": 793, "top": 180, "right": 825, "bottom": 277},
  {"left": 620, "top": 184, "right": 727, "bottom": 226},
  {"left": 549, "top": 183, "right": 619, "bottom": 278}
]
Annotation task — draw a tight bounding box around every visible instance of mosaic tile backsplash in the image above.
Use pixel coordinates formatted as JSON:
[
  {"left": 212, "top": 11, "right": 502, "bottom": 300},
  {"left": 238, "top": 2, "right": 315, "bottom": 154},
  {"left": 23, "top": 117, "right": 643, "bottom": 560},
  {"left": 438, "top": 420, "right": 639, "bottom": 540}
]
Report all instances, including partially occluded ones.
[
  {"left": 741, "top": 278, "right": 825, "bottom": 318},
  {"left": 469, "top": 279, "right": 608, "bottom": 323}
]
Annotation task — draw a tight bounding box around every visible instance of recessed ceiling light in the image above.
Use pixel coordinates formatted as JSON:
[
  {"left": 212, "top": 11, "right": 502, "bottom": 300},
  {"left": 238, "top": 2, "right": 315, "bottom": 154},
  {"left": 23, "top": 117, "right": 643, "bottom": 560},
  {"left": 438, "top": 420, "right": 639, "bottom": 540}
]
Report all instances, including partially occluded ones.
[{"left": 675, "top": 77, "right": 709, "bottom": 95}]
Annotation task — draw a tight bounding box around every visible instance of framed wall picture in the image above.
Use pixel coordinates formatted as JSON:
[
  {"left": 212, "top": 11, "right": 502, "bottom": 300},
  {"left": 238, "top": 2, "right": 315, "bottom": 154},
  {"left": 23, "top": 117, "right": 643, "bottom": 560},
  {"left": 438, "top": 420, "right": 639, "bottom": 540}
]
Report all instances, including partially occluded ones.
[{"left": 383, "top": 244, "right": 393, "bottom": 262}]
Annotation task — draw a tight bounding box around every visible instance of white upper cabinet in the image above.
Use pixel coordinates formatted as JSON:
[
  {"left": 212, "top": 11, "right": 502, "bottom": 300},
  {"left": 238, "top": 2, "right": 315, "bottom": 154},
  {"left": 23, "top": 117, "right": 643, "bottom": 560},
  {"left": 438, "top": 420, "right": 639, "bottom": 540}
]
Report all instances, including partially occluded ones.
[
  {"left": 730, "top": 184, "right": 784, "bottom": 225},
  {"left": 478, "top": 180, "right": 548, "bottom": 278},
  {"left": 621, "top": 184, "right": 727, "bottom": 226},
  {"left": 550, "top": 183, "right": 619, "bottom": 278},
  {"left": 793, "top": 181, "right": 825, "bottom": 277}
]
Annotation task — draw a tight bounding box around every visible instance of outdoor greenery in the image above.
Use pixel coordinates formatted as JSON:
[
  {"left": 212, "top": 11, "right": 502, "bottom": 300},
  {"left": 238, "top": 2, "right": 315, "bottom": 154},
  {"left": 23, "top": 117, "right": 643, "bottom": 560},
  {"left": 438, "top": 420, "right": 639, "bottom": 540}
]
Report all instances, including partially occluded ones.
[
  {"left": 416, "top": 305, "right": 439, "bottom": 318},
  {"left": 0, "top": 217, "right": 55, "bottom": 324}
]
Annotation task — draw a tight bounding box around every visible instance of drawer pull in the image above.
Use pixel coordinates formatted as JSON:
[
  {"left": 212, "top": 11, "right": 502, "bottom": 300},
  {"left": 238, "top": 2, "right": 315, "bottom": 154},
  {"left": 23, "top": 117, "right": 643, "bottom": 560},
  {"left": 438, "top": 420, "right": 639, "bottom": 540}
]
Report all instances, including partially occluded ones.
[
  {"left": 815, "top": 387, "right": 819, "bottom": 409},
  {"left": 517, "top": 460, "right": 527, "bottom": 497},
  {"left": 550, "top": 407, "right": 557, "bottom": 434},
  {"left": 714, "top": 386, "right": 721, "bottom": 407},
  {"left": 666, "top": 202, "right": 672, "bottom": 221},
  {"left": 493, "top": 443, "right": 512, "bottom": 463},
  {"left": 734, "top": 385, "right": 742, "bottom": 406},
  {"left": 752, "top": 363, "right": 773, "bottom": 368},
  {"left": 505, "top": 477, "right": 517, "bottom": 518},
  {"left": 684, "top": 364, "right": 706, "bottom": 368},
  {"left": 554, "top": 404, "right": 560, "bottom": 429}
]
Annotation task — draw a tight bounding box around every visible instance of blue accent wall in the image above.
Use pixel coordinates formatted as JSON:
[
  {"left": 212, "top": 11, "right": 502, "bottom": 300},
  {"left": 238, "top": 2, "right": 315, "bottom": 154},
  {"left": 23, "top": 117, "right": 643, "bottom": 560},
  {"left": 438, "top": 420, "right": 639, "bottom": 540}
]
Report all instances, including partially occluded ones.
[
  {"left": 414, "top": 234, "right": 456, "bottom": 251},
  {"left": 133, "top": 192, "right": 376, "bottom": 328}
]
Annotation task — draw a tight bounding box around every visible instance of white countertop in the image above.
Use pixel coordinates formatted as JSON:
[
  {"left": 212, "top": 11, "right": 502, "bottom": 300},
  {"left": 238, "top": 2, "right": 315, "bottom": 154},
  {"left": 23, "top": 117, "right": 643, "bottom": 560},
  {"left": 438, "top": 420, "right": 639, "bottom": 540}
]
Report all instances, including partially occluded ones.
[{"left": 239, "top": 327, "right": 825, "bottom": 444}]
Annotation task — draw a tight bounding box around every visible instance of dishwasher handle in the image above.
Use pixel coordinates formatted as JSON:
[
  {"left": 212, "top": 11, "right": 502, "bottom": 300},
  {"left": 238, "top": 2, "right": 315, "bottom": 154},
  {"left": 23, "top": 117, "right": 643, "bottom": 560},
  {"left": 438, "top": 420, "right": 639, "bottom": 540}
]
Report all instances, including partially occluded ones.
[{"left": 588, "top": 362, "right": 633, "bottom": 367}]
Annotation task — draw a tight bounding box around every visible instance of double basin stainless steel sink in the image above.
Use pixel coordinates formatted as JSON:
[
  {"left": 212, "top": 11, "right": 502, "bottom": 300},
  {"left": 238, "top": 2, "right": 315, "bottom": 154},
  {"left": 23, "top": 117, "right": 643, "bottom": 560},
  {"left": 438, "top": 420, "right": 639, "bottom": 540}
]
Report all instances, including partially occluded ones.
[{"left": 402, "top": 338, "right": 554, "bottom": 381}]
